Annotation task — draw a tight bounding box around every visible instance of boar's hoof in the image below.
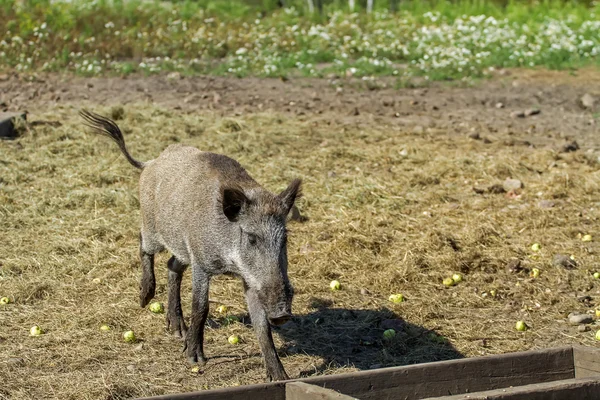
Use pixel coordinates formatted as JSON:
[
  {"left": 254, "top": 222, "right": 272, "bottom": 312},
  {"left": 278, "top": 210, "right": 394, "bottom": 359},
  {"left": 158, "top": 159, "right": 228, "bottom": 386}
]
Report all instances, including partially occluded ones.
[{"left": 166, "top": 313, "right": 188, "bottom": 340}]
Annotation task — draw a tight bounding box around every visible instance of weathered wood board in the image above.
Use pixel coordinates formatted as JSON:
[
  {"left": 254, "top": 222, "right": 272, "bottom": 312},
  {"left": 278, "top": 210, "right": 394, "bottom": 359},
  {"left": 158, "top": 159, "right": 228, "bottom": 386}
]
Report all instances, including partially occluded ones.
[
  {"left": 423, "top": 377, "right": 600, "bottom": 400},
  {"left": 296, "top": 346, "right": 574, "bottom": 400},
  {"left": 574, "top": 345, "right": 600, "bottom": 378},
  {"left": 137, "top": 346, "right": 600, "bottom": 400}
]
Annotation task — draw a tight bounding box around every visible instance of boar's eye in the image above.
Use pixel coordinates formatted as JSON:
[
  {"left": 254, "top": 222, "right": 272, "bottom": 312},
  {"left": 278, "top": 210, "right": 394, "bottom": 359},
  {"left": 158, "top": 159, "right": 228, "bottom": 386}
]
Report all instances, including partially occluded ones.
[{"left": 248, "top": 233, "right": 258, "bottom": 246}]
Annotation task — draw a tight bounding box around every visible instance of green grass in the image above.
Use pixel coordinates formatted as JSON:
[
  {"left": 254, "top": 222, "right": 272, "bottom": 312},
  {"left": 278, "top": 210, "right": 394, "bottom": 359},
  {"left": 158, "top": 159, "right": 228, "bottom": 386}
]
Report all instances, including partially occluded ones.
[{"left": 0, "top": 0, "right": 599, "bottom": 80}]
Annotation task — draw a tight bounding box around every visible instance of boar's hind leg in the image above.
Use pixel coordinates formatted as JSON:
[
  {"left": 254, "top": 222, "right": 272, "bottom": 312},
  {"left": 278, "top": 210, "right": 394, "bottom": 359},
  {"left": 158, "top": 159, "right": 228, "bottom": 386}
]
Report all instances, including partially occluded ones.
[
  {"left": 139, "top": 234, "right": 157, "bottom": 308},
  {"left": 166, "top": 256, "right": 188, "bottom": 339},
  {"left": 245, "top": 286, "right": 289, "bottom": 381},
  {"left": 184, "top": 266, "right": 210, "bottom": 365}
]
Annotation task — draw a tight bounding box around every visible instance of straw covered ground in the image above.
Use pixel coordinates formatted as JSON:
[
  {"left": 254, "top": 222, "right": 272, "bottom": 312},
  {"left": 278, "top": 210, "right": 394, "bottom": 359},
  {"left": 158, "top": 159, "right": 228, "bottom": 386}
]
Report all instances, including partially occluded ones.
[{"left": 1, "top": 69, "right": 600, "bottom": 399}]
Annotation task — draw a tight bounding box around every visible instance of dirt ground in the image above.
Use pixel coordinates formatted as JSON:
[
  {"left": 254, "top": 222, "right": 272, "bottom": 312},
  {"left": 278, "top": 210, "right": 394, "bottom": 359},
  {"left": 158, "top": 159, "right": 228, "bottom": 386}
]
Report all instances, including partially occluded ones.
[{"left": 1, "top": 68, "right": 600, "bottom": 400}]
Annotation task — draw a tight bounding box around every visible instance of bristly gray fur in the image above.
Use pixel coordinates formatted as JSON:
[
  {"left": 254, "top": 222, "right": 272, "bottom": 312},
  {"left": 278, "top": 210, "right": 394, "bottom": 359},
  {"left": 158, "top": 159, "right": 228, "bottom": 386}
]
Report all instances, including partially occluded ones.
[{"left": 81, "top": 109, "right": 301, "bottom": 382}]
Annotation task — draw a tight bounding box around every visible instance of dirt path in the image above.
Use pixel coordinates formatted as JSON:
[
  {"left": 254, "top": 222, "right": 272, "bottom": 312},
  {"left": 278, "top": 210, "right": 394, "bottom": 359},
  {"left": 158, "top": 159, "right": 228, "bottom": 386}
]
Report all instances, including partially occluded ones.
[{"left": 1, "top": 68, "right": 599, "bottom": 149}]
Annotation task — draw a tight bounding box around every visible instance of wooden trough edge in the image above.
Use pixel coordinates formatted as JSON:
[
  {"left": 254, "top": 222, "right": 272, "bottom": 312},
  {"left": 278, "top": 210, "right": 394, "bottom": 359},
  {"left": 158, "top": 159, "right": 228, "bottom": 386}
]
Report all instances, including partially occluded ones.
[
  {"left": 422, "top": 377, "right": 600, "bottom": 400},
  {"left": 137, "top": 345, "right": 600, "bottom": 400}
]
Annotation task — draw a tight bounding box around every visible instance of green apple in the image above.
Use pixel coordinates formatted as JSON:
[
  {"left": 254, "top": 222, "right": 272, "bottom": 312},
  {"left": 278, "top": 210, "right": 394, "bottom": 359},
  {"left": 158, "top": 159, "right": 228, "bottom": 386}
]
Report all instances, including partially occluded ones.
[
  {"left": 216, "top": 305, "right": 228, "bottom": 314},
  {"left": 443, "top": 277, "right": 455, "bottom": 287},
  {"left": 149, "top": 302, "right": 164, "bottom": 314},
  {"left": 383, "top": 329, "right": 396, "bottom": 340},
  {"left": 100, "top": 325, "right": 111, "bottom": 332},
  {"left": 388, "top": 294, "right": 404, "bottom": 304},
  {"left": 452, "top": 273, "right": 463, "bottom": 283},
  {"left": 123, "top": 330, "right": 136, "bottom": 343},
  {"left": 0, "top": 297, "right": 9, "bottom": 305},
  {"left": 30, "top": 326, "right": 43, "bottom": 336},
  {"left": 228, "top": 335, "right": 240, "bottom": 345},
  {"left": 515, "top": 321, "right": 528, "bottom": 332},
  {"left": 330, "top": 280, "right": 341, "bottom": 291},
  {"left": 531, "top": 243, "right": 541, "bottom": 252}
]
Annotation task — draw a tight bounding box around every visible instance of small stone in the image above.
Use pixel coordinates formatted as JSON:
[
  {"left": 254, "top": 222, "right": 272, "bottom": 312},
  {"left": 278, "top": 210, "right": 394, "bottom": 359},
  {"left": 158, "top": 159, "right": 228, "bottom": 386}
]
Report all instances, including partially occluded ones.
[
  {"left": 538, "top": 200, "right": 555, "bottom": 209},
  {"left": 560, "top": 141, "right": 579, "bottom": 153},
  {"left": 510, "top": 111, "right": 525, "bottom": 118},
  {"left": 580, "top": 93, "right": 595, "bottom": 109},
  {"left": 553, "top": 254, "right": 577, "bottom": 269},
  {"left": 167, "top": 71, "right": 182, "bottom": 80},
  {"left": 578, "top": 324, "right": 589, "bottom": 332},
  {"left": 413, "top": 125, "right": 424, "bottom": 134},
  {"left": 495, "top": 102, "right": 504, "bottom": 109},
  {"left": 126, "top": 364, "right": 137, "bottom": 372},
  {"left": 468, "top": 132, "right": 481, "bottom": 140},
  {"left": 360, "top": 288, "right": 370, "bottom": 295},
  {"left": 134, "top": 343, "right": 144, "bottom": 351},
  {"left": 503, "top": 178, "right": 523, "bottom": 192},
  {"left": 569, "top": 313, "right": 593, "bottom": 325},
  {"left": 524, "top": 109, "right": 541, "bottom": 117}
]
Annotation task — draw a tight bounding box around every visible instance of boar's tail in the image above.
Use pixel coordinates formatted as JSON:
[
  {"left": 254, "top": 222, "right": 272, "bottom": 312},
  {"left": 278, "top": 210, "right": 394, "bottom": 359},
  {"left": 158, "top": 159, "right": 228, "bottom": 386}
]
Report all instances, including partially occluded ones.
[{"left": 80, "top": 109, "right": 145, "bottom": 170}]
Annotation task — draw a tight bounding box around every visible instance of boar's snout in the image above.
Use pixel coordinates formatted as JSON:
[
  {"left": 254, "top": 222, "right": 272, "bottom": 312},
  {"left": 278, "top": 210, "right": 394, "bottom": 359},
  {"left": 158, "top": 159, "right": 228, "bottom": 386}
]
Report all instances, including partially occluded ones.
[{"left": 265, "top": 284, "right": 293, "bottom": 326}]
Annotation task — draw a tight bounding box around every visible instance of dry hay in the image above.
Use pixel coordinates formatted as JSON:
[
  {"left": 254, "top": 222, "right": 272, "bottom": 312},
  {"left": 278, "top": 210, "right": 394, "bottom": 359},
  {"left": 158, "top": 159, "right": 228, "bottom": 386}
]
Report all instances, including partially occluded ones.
[{"left": 0, "top": 103, "right": 599, "bottom": 399}]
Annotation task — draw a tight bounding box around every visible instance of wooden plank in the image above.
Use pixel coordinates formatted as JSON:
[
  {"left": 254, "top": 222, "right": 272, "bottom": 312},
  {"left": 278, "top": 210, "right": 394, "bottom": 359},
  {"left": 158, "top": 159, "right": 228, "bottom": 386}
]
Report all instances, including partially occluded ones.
[
  {"left": 135, "top": 382, "right": 286, "bottom": 400},
  {"left": 423, "top": 377, "right": 600, "bottom": 400},
  {"left": 286, "top": 382, "right": 359, "bottom": 400},
  {"left": 574, "top": 345, "right": 600, "bottom": 378},
  {"left": 297, "top": 346, "right": 575, "bottom": 400},
  {"left": 137, "top": 346, "right": 575, "bottom": 400}
]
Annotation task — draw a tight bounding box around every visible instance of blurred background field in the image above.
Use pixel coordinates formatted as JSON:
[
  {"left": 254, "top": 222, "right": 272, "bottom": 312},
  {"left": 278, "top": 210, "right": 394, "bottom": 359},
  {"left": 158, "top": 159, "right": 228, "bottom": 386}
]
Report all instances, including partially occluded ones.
[{"left": 1, "top": 0, "right": 600, "bottom": 80}]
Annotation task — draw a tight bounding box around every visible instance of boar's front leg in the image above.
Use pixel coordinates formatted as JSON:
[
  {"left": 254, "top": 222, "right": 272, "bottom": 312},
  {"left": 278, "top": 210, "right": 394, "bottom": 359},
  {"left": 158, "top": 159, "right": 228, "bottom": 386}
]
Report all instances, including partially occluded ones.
[
  {"left": 245, "top": 286, "right": 289, "bottom": 381},
  {"left": 184, "top": 266, "right": 210, "bottom": 365},
  {"left": 166, "top": 256, "right": 188, "bottom": 339}
]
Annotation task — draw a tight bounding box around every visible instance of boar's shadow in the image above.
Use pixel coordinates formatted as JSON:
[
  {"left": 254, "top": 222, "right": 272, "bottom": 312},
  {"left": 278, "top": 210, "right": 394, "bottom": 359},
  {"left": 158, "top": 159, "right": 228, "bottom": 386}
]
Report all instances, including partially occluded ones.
[{"left": 271, "top": 304, "right": 465, "bottom": 376}]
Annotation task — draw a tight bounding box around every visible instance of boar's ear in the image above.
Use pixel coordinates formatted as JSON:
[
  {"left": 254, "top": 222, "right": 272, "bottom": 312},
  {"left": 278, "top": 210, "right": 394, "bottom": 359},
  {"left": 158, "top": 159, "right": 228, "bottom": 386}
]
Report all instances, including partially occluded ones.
[
  {"left": 222, "top": 186, "right": 249, "bottom": 222},
  {"left": 278, "top": 178, "right": 302, "bottom": 215}
]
